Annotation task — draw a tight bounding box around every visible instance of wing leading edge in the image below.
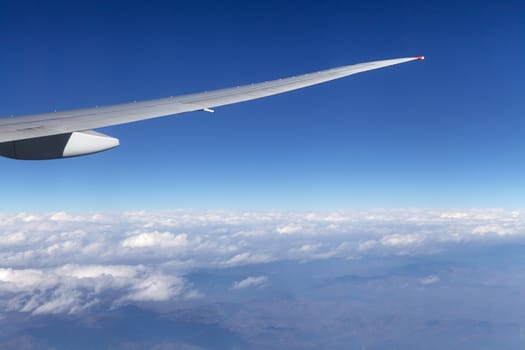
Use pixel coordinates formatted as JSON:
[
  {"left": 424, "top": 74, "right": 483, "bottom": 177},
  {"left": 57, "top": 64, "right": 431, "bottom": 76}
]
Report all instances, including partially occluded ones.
[{"left": 0, "top": 56, "right": 423, "bottom": 159}]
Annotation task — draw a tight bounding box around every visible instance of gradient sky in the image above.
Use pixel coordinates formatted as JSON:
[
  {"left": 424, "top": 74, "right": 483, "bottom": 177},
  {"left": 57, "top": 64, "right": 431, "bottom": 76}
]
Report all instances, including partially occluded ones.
[{"left": 1, "top": 0, "right": 524, "bottom": 211}]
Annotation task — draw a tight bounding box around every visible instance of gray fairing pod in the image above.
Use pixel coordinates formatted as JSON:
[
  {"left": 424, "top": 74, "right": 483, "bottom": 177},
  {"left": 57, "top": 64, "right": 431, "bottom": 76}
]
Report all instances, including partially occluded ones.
[{"left": 0, "top": 130, "right": 119, "bottom": 160}]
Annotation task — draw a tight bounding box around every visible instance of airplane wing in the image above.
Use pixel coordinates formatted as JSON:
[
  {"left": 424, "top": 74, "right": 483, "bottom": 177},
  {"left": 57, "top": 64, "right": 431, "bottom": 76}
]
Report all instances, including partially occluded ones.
[{"left": 0, "top": 56, "right": 423, "bottom": 160}]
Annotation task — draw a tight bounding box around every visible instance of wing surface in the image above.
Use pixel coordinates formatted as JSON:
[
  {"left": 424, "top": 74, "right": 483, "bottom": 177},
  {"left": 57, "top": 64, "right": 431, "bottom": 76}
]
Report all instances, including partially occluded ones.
[{"left": 0, "top": 57, "right": 423, "bottom": 143}]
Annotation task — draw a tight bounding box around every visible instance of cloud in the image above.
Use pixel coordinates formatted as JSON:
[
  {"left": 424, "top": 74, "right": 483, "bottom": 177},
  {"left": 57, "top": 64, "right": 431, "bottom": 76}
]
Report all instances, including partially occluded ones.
[
  {"left": 121, "top": 232, "right": 189, "bottom": 248},
  {"left": 0, "top": 265, "right": 192, "bottom": 315},
  {"left": 123, "top": 274, "right": 186, "bottom": 302},
  {"left": 381, "top": 234, "right": 423, "bottom": 247},
  {"left": 2, "top": 209, "right": 525, "bottom": 315},
  {"left": 471, "top": 225, "right": 514, "bottom": 236},
  {"left": 420, "top": 275, "right": 441, "bottom": 285},
  {"left": 0, "top": 232, "right": 26, "bottom": 245},
  {"left": 358, "top": 240, "right": 377, "bottom": 251},
  {"left": 232, "top": 276, "right": 268, "bottom": 290},
  {"left": 225, "top": 253, "right": 272, "bottom": 266},
  {"left": 276, "top": 224, "right": 302, "bottom": 234}
]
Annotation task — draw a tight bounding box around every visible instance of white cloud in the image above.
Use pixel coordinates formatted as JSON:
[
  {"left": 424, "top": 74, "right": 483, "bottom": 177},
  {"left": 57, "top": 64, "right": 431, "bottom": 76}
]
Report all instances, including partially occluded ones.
[
  {"left": 471, "top": 225, "right": 514, "bottom": 236},
  {"left": 122, "top": 232, "right": 189, "bottom": 248},
  {"left": 419, "top": 275, "right": 441, "bottom": 285},
  {"left": 440, "top": 212, "right": 469, "bottom": 219},
  {"left": 276, "top": 224, "right": 302, "bottom": 234},
  {"left": 57, "top": 264, "right": 139, "bottom": 279},
  {"left": 381, "top": 234, "right": 423, "bottom": 247},
  {"left": 358, "top": 240, "right": 378, "bottom": 251},
  {"left": 0, "top": 268, "right": 50, "bottom": 291},
  {"left": 123, "top": 274, "right": 186, "bottom": 302},
  {"left": 0, "top": 232, "right": 26, "bottom": 245},
  {"left": 1, "top": 209, "right": 525, "bottom": 315},
  {"left": 0, "top": 265, "right": 192, "bottom": 315},
  {"left": 226, "top": 253, "right": 272, "bottom": 266},
  {"left": 232, "top": 276, "right": 268, "bottom": 290}
]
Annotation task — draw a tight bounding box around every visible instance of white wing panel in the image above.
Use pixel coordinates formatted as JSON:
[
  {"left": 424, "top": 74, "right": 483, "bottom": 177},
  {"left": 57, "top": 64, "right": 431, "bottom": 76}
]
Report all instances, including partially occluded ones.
[{"left": 0, "top": 57, "right": 422, "bottom": 143}]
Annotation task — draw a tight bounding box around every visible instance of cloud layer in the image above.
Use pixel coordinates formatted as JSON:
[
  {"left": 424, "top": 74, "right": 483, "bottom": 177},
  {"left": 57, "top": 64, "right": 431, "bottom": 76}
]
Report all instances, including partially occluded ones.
[
  {"left": 1, "top": 209, "right": 524, "bottom": 315},
  {"left": 232, "top": 276, "right": 268, "bottom": 290}
]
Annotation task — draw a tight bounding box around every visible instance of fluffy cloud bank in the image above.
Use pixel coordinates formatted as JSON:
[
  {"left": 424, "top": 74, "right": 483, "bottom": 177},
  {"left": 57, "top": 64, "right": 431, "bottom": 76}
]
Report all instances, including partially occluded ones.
[
  {"left": 1, "top": 209, "right": 524, "bottom": 315},
  {"left": 0, "top": 264, "right": 191, "bottom": 315}
]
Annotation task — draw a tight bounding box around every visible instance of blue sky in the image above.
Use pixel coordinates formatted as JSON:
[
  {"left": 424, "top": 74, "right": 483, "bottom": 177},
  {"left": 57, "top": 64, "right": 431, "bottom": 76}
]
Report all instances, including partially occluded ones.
[{"left": 0, "top": 0, "right": 524, "bottom": 211}]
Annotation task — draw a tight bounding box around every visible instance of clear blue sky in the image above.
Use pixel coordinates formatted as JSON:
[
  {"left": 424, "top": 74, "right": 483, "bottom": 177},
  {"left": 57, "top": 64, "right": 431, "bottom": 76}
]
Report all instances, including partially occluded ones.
[{"left": 0, "top": 0, "right": 524, "bottom": 211}]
